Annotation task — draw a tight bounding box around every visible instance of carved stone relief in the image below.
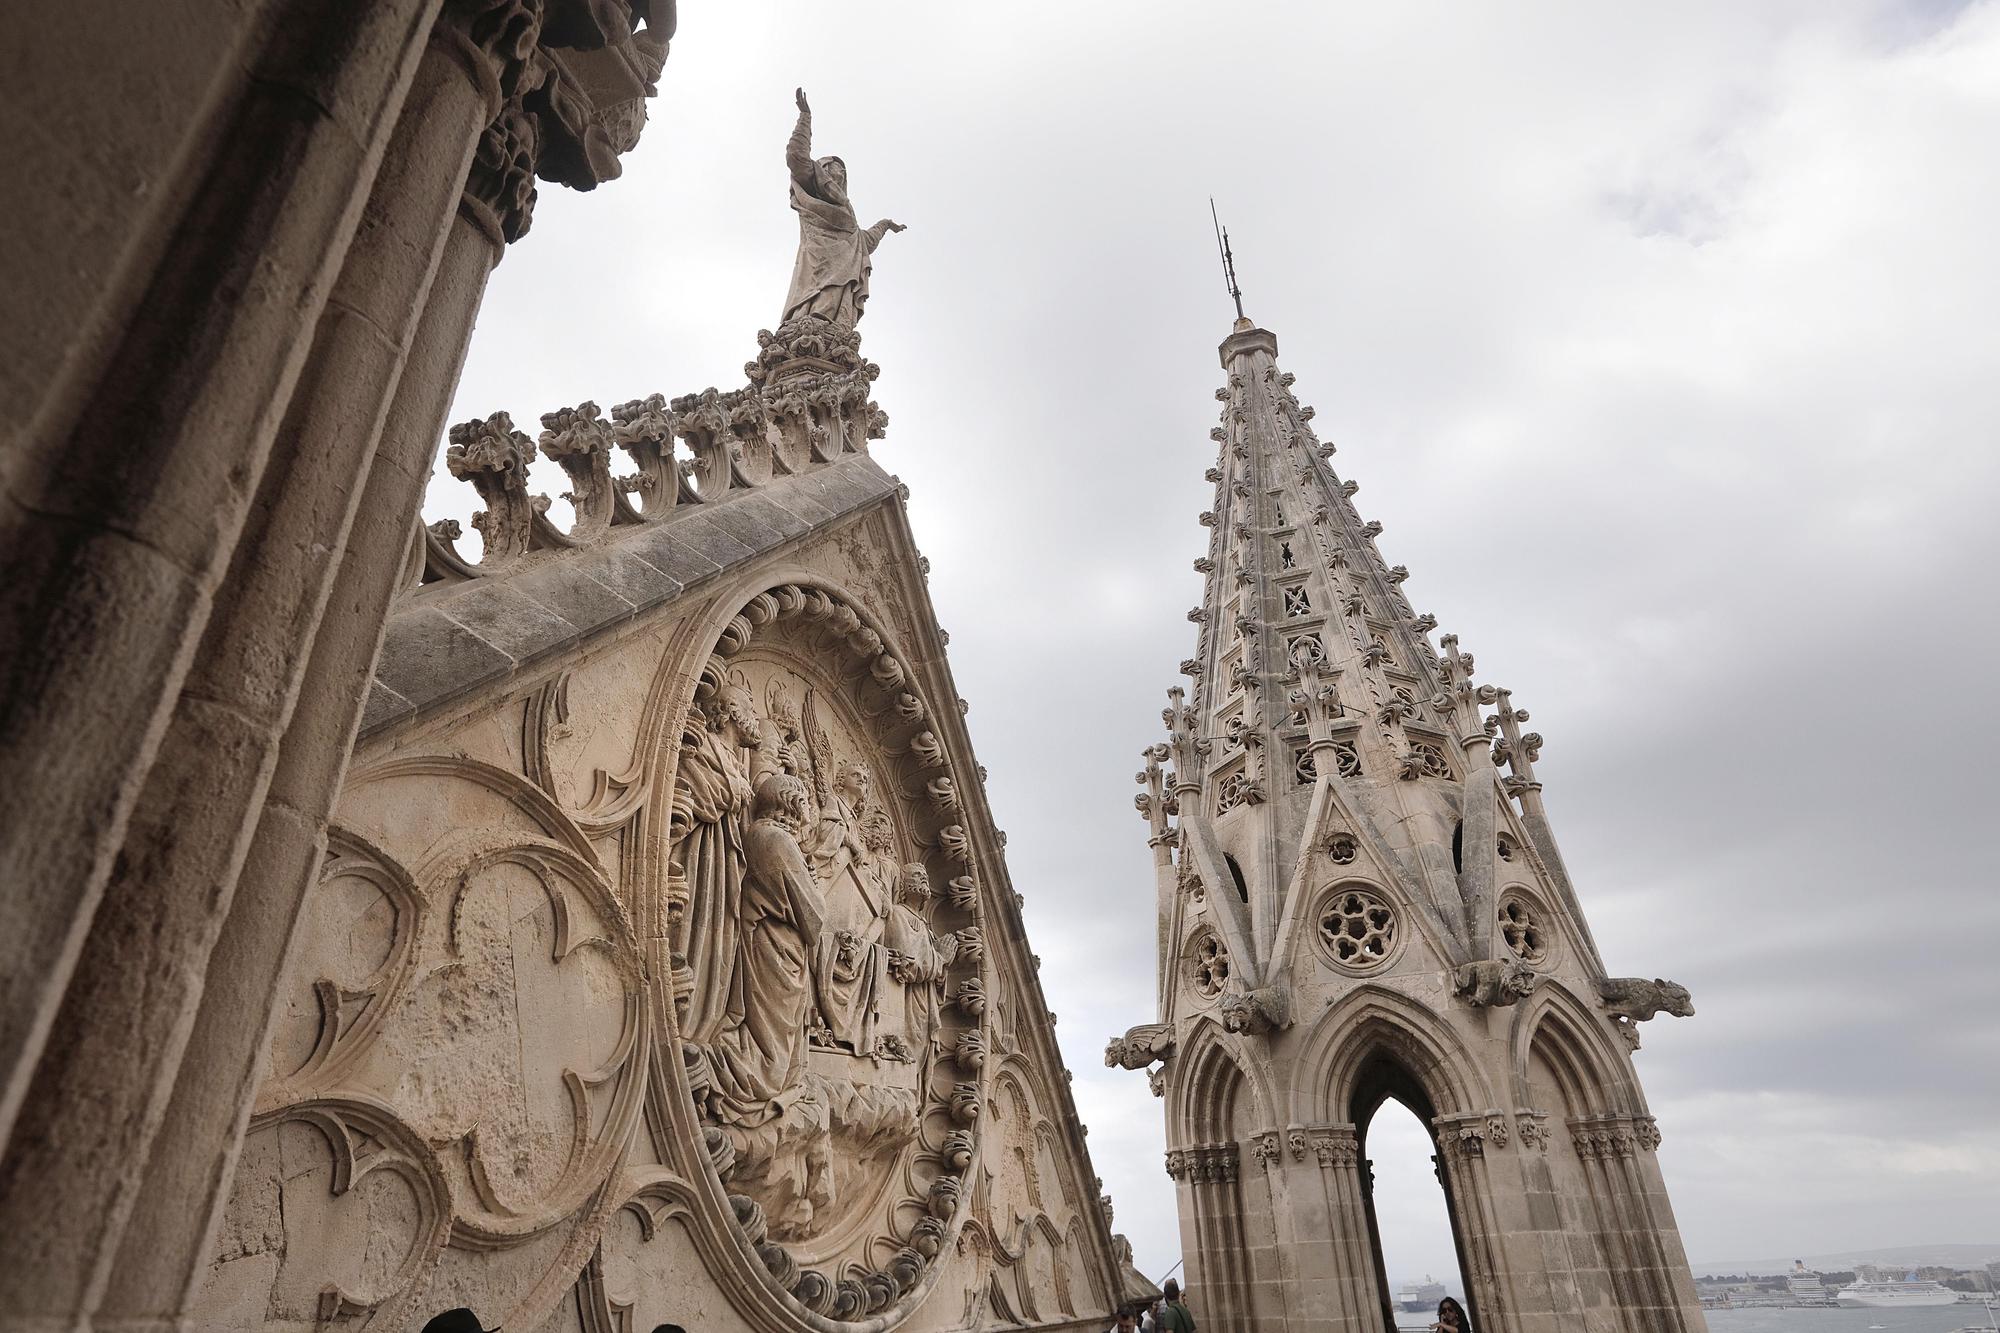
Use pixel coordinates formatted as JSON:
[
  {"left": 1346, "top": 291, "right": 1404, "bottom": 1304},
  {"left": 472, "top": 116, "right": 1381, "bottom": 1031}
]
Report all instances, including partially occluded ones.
[
  {"left": 669, "top": 584, "right": 989, "bottom": 1314},
  {"left": 196, "top": 762, "right": 649, "bottom": 1329}
]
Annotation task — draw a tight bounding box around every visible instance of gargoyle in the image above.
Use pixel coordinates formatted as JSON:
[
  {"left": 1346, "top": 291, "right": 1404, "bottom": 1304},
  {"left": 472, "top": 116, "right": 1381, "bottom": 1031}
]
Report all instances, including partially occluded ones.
[
  {"left": 1452, "top": 958, "right": 1542, "bottom": 1008},
  {"left": 1598, "top": 976, "right": 1694, "bottom": 1023},
  {"left": 1219, "top": 983, "right": 1292, "bottom": 1035},
  {"left": 1105, "top": 1023, "right": 1176, "bottom": 1071}
]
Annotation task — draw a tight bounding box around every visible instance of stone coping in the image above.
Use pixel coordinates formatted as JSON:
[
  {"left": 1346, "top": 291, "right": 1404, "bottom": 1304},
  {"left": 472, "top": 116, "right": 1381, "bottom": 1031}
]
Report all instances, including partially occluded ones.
[{"left": 361, "top": 453, "right": 902, "bottom": 739}]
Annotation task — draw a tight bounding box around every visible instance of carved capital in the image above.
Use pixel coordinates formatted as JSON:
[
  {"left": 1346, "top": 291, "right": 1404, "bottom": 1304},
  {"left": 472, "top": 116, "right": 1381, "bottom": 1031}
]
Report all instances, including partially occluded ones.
[
  {"left": 1307, "top": 1123, "right": 1360, "bottom": 1169},
  {"left": 440, "top": 0, "right": 547, "bottom": 103},
  {"left": 462, "top": 102, "right": 542, "bottom": 245}
]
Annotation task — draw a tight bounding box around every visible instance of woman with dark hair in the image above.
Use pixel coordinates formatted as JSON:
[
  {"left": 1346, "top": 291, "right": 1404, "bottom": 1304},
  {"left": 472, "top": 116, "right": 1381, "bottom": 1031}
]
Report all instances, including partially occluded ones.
[{"left": 1429, "top": 1295, "right": 1469, "bottom": 1332}]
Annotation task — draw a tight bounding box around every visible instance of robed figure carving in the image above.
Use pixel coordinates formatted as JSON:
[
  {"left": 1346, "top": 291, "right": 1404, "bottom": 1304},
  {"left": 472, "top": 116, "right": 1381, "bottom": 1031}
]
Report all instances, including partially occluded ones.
[
  {"left": 670, "top": 683, "right": 769, "bottom": 1043},
  {"left": 784, "top": 88, "right": 904, "bottom": 328},
  {"left": 706, "top": 773, "right": 834, "bottom": 1129}
]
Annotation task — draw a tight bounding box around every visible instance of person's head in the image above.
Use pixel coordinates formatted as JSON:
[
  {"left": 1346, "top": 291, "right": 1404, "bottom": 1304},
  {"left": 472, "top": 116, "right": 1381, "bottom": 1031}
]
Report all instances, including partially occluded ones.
[
  {"left": 1437, "top": 1296, "right": 1467, "bottom": 1328},
  {"left": 833, "top": 759, "right": 870, "bottom": 805},
  {"left": 712, "top": 684, "right": 763, "bottom": 745},
  {"left": 899, "top": 861, "right": 931, "bottom": 905},
  {"left": 1163, "top": 1279, "right": 1180, "bottom": 1302},
  {"left": 754, "top": 772, "right": 811, "bottom": 827},
  {"left": 1113, "top": 1307, "right": 1138, "bottom": 1331},
  {"left": 861, "top": 808, "right": 896, "bottom": 856},
  {"left": 817, "top": 156, "right": 848, "bottom": 202}
]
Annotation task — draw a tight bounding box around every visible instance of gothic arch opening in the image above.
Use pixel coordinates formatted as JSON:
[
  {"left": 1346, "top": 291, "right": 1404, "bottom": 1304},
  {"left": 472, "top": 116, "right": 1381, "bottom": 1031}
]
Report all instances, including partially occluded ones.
[
  {"left": 1351, "top": 1055, "right": 1477, "bottom": 1333},
  {"left": 1224, "top": 852, "right": 1250, "bottom": 904}
]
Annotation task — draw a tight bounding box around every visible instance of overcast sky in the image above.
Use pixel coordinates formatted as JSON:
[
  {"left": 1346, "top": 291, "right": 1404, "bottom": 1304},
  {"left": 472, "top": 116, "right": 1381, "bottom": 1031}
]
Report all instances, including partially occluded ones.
[{"left": 428, "top": 0, "right": 2000, "bottom": 1290}]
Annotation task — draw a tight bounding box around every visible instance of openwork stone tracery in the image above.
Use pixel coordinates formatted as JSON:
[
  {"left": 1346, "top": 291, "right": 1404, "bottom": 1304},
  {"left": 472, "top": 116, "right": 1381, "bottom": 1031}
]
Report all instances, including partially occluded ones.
[{"left": 1316, "top": 887, "right": 1398, "bottom": 971}]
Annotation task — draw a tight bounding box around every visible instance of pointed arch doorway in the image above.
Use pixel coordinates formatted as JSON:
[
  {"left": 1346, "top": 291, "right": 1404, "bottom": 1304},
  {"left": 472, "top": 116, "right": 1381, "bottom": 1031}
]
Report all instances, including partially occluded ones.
[{"left": 1351, "top": 1055, "right": 1478, "bottom": 1332}]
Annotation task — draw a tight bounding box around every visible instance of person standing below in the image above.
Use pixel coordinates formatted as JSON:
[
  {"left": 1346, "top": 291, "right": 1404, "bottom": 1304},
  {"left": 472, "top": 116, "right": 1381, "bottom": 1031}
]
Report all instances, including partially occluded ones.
[
  {"left": 1156, "top": 1279, "right": 1195, "bottom": 1333},
  {"left": 1104, "top": 1305, "right": 1138, "bottom": 1333},
  {"left": 1429, "top": 1295, "right": 1470, "bottom": 1332}
]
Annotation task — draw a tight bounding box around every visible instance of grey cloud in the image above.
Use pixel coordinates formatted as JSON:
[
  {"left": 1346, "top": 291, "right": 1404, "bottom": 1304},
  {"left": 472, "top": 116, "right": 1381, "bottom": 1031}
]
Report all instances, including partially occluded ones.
[{"left": 426, "top": 0, "right": 2000, "bottom": 1288}]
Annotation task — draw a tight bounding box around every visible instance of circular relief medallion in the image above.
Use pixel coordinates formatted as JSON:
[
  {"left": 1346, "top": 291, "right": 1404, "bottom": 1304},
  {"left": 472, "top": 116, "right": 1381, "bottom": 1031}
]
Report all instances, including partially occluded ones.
[
  {"left": 1498, "top": 891, "right": 1552, "bottom": 966},
  {"left": 668, "top": 585, "right": 985, "bottom": 1320},
  {"left": 1315, "top": 885, "right": 1398, "bottom": 971},
  {"left": 1188, "top": 930, "right": 1232, "bottom": 999}
]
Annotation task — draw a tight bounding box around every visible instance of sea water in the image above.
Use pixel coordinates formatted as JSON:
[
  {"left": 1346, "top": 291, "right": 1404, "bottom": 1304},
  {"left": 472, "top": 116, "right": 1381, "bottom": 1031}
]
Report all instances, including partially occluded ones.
[
  {"left": 1704, "top": 1309, "right": 1986, "bottom": 1333},
  {"left": 1393, "top": 1311, "right": 1984, "bottom": 1333}
]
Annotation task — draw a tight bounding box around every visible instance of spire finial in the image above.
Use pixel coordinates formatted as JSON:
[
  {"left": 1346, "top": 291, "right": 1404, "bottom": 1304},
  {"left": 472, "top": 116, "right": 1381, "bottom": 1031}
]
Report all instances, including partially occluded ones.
[{"left": 1210, "top": 198, "right": 1247, "bottom": 325}]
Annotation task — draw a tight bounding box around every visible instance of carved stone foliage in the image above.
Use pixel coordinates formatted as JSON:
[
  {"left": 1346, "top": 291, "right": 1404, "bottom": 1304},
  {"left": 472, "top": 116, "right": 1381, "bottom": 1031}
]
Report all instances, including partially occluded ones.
[
  {"left": 416, "top": 332, "right": 885, "bottom": 592},
  {"left": 1308, "top": 1123, "right": 1361, "bottom": 1169},
  {"left": 1166, "top": 1143, "right": 1240, "bottom": 1185},
  {"left": 1568, "top": 1113, "right": 1662, "bottom": 1160},
  {"left": 669, "top": 584, "right": 987, "bottom": 1309}
]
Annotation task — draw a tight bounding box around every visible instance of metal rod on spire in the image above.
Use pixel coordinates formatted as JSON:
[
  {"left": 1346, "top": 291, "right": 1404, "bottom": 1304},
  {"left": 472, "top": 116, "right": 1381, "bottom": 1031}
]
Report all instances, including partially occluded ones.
[{"left": 1210, "top": 198, "right": 1246, "bottom": 322}]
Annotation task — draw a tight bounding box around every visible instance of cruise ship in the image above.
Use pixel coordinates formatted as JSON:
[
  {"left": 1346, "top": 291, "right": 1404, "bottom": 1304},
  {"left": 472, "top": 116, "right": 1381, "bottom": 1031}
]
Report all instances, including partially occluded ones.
[
  {"left": 1835, "top": 1276, "right": 1960, "bottom": 1308},
  {"left": 1397, "top": 1278, "right": 1448, "bottom": 1313}
]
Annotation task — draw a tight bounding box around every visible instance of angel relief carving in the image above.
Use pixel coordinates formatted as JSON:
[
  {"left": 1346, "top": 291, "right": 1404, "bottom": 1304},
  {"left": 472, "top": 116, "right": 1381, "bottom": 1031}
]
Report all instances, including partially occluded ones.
[{"left": 670, "top": 647, "right": 969, "bottom": 1260}]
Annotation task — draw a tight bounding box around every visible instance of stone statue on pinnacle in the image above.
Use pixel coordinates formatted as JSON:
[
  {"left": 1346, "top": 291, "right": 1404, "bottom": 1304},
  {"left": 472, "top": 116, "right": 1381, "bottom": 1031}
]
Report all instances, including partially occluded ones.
[{"left": 782, "top": 88, "right": 905, "bottom": 330}]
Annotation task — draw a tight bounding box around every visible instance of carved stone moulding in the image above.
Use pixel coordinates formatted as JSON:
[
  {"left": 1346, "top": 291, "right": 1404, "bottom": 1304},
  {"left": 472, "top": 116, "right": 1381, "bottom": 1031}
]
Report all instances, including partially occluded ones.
[
  {"left": 192, "top": 744, "right": 655, "bottom": 1327},
  {"left": 196, "top": 1096, "right": 456, "bottom": 1331},
  {"left": 263, "top": 777, "right": 651, "bottom": 1242},
  {"left": 670, "top": 582, "right": 990, "bottom": 1322}
]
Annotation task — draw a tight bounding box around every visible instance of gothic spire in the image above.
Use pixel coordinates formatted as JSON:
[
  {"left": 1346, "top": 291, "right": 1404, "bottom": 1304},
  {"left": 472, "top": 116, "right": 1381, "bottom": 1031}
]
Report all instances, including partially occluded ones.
[{"left": 1139, "top": 315, "right": 1600, "bottom": 991}]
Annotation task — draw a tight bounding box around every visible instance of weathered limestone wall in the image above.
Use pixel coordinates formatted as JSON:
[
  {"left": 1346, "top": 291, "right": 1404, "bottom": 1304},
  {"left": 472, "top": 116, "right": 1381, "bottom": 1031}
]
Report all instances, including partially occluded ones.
[
  {"left": 187, "top": 457, "right": 1140, "bottom": 1330},
  {"left": 0, "top": 5, "right": 674, "bottom": 1331}
]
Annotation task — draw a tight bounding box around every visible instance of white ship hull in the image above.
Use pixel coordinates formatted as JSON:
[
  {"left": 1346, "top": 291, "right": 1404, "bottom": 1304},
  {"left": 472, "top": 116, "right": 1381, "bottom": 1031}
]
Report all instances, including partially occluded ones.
[{"left": 1835, "top": 1285, "right": 1959, "bottom": 1308}]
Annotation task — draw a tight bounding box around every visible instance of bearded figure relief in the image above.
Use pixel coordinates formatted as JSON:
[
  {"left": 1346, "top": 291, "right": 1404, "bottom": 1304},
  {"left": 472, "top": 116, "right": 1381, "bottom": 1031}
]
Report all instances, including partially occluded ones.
[
  {"left": 670, "top": 680, "right": 771, "bottom": 1041},
  {"left": 885, "top": 862, "right": 959, "bottom": 1071},
  {"left": 667, "top": 592, "right": 984, "bottom": 1274},
  {"left": 704, "top": 772, "right": 830, "bottom": 1129}
]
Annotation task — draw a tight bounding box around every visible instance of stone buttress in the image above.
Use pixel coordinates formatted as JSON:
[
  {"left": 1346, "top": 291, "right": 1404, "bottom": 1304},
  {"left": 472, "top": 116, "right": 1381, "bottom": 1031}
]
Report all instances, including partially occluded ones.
[{"left": 1110, "top": 318, "right": 1706, "bottom": 1333}]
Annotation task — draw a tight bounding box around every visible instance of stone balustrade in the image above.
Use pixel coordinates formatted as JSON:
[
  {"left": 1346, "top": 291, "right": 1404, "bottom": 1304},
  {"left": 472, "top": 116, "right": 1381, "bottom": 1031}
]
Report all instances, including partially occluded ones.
[{"left": 410, "top": 317, "right": 888, "bottom": 591}]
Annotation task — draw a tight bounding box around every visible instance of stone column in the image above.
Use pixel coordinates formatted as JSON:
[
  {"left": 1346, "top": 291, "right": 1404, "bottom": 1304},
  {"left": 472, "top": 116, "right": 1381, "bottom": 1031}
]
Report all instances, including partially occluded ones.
[
  {"left": 1305, "top": 1125, "right": 1378, "bottom": 1332},
  {"left": 1177, "top": 1142, "right": 1252, "bottom": 1333},
  {"left": 88, "top": 90, "right": 528, "bottom": 1333},
  {"left": 1575, "top": 1116, "right": 1695, "bottom": 1332},
  {"left": 1259, "top": 1123, "right": 1377, "bottom": 1333},
  {"left": 0, "top": 19, "right": 528, "bottom": 1333},
  {"left": 1432, "top": 1117, "right": 1528, "bottom": 1333},
  {"left": 0, "top": 0, "right": 443, "bottom": 1153}
]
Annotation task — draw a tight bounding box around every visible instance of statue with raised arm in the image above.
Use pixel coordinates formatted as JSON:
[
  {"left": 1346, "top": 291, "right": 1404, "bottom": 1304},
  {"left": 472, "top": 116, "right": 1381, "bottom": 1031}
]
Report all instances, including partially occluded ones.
[{"left": 783, "top": 88, "right": 904, "bottom": 329}]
